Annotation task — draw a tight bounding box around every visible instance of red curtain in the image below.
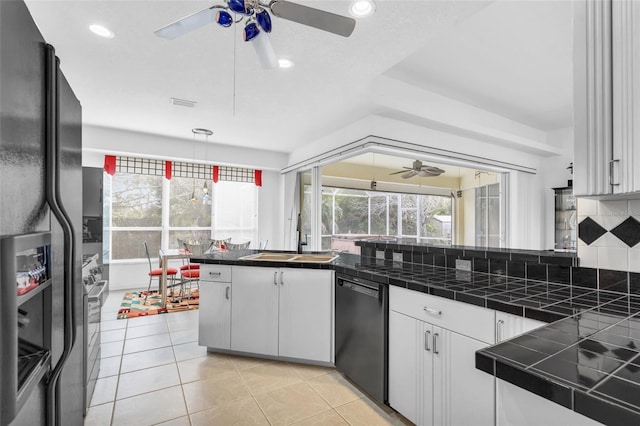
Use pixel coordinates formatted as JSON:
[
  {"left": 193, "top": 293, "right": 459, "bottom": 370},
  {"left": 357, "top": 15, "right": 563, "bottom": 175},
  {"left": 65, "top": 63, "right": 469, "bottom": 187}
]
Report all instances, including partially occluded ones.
[
  {"left": 103, "top": 155, "right": 116, "bottom": 175},
  {"left": 165, "top": 161, "right": 172, "bottom": 179},
  {"left": 213, "top": 166, "right": 219, "bottom": 183},
  {"left": 254, "top": 170, "right": 262, "bottom": 187}
]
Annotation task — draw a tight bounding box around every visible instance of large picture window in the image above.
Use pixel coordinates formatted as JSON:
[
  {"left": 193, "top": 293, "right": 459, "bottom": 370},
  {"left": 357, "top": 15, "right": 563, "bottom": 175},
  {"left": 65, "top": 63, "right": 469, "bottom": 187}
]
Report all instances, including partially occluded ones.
[
  {"left": 303, "top": 185, "right": 452, "bottom": 252},
  {"left": 108, "top": 173, "right": 258, "bottom": 261}
]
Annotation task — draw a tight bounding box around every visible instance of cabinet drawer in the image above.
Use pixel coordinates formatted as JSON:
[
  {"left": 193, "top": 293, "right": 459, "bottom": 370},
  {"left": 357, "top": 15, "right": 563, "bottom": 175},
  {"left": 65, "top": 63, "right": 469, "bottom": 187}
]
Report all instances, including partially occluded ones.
[
  {"left": 200, "top": 265, "right": 232, "bottom": 282},
  {"left": 390, "top": 286, "right": 494, "bottom": 343}
]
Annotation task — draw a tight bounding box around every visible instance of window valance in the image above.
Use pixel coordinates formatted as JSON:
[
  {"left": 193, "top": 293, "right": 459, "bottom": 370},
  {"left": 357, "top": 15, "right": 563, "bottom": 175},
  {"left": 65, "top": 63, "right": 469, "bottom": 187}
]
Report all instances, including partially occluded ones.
[{"left": 103, "top": 155, "right": 262, "bottom": 186}]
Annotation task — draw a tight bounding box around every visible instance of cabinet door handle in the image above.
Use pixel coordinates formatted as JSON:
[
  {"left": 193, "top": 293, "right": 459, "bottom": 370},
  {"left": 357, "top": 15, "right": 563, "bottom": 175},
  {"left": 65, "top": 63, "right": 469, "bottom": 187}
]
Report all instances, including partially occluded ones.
[
  {"left": 209, "top": 271, "right": 221, "bottom": 276},
  {"left": 280, "top": 271, "right": 284, "bottom": 285},
  {"left": 496, "top": 319, "right": 504, "bottom": 343},
  {"left": 433, "top": 333, "right": 439, "bottom": 354},
  {"left": 424, "top": 306, "right": 442, "bottom": 316},
  {"left": 274, "top": 271, "right": 278, "bottom": 285},
  {"left": 610, "top": 159, "right": 620, "bottom": 186},
  {"left": 425, "top": 330, "right": 431, "bottom": 351},
  {"left": 225, "top": 286, "right": 230, "bottom": 299}
]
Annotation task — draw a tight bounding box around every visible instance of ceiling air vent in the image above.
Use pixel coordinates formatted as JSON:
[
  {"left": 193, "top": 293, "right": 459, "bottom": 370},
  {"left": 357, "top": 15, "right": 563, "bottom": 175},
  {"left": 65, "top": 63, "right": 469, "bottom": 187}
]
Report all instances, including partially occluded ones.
[{"left": 170, "top": 98, "right": 197, "bottom": 108}]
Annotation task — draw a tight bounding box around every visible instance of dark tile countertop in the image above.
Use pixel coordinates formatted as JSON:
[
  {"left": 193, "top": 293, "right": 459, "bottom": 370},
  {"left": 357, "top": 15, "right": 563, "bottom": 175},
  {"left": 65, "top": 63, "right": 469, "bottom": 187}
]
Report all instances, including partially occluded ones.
[{"left": 193, "top": 250, "right": 640, "bottom": 425}]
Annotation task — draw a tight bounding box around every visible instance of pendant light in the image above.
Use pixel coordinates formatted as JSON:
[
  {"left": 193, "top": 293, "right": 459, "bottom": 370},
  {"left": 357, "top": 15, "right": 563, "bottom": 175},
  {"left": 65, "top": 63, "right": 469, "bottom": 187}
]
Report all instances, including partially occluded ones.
[{"left": 189, "top": 128, "right": 213, "bottom": 205}]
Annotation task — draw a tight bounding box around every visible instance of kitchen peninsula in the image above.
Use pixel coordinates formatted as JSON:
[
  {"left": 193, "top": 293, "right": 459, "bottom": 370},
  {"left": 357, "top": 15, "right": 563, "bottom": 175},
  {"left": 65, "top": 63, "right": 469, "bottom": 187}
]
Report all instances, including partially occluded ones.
[{"left": 193, "top": 242, "right": 639, "bottom": 425}]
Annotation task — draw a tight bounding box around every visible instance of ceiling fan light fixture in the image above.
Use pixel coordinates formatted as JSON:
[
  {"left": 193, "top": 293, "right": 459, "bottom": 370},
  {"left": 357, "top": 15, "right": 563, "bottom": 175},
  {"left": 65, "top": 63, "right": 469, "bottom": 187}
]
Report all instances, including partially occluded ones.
[
  {"left": 256, "top": 10, "right": 272, "bottom": 33},
  {"left": 243, "top": 21, "right": 260, "bottom": 42},
  {"left": 215, "top": 10, "right": 233, "bottom": 27},
  {"left": 228, "top": 0, "right": 248, "bottom": 14},
  {"left": 349, "top": 0, "right": 375, "bottom": 17}
]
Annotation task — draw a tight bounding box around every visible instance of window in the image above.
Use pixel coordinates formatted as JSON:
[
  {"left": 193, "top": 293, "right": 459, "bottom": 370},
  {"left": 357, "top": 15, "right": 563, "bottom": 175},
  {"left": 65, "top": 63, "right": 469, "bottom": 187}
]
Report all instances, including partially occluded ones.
[
  {"left": 303, "top": 185, "right": 452, "bottom": 252},
  {"left": 475, "top": 183, "right": 501, "bottom": 248},
  {"left": 108, "top": 173, "right": 258, "bottom": 261}
]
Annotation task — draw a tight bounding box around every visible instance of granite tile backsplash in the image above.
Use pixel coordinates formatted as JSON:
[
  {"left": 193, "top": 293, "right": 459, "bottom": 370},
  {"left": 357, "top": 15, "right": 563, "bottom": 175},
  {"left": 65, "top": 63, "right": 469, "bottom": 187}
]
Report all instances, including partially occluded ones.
[{"left": 357, "top": 240, "right": 640, "bottom": 295}]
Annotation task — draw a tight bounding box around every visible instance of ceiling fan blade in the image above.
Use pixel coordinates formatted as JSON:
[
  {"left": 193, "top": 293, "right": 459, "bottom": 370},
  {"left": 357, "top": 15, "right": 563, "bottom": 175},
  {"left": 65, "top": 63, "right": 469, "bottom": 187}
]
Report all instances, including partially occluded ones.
[
  {"left": 402, "top": 170, "right": 418, "bottom": 179},
  {"left": 154, "top": 6, "right": 221, "bottom": 40},
  {"left": 418, "top": 170, "right": 441, "bottom": 177},
  {"left": 389, "top": 168, "right": 411, "bottom": 175},
  {"left": 251, "top": 31, "right": 278, "bottom": 69},
  {"left": 422, "top": 166, "right": 446, "bottom": 175},
  {"left": 270, "top": 0, "right": 356, "bottom": 37}
]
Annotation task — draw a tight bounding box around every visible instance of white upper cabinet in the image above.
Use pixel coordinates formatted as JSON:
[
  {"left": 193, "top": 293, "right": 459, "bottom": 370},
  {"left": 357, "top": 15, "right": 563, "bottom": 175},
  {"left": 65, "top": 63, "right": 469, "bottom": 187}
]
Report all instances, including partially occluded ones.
[{"left": 574, "top": 0, "right": 640, "bottom": 196}]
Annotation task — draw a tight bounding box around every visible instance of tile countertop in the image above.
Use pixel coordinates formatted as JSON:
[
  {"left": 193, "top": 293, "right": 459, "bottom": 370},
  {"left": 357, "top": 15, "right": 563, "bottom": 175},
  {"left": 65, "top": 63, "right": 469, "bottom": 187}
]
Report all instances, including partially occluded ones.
[{"left": 194, "top": 251, "right": 640, "bottom": 425}]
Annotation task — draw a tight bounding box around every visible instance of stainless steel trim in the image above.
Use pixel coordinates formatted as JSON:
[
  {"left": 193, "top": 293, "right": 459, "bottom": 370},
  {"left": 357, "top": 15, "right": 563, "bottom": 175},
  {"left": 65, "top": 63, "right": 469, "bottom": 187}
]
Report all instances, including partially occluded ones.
[
  {"left": 424, "top": 306, "right": 442, "bottom": 316},
  {"left": 496, "top": 319, "right": 504, "bottom": 343},
  {"left": 425, "top": 330, "right": 431, "bottom": 351},
  {"left": 433, "top": 333, "right": 439, "bottom": 354},
  {"left": 610, "top": 159, "right": 620, "bottom": 186}
]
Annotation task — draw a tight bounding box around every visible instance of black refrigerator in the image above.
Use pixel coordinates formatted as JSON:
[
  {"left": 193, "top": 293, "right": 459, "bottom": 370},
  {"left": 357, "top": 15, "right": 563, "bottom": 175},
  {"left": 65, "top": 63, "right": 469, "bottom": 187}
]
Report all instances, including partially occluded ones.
[{"left": 0, "top": 1, "right": 85, "bottom": 425}]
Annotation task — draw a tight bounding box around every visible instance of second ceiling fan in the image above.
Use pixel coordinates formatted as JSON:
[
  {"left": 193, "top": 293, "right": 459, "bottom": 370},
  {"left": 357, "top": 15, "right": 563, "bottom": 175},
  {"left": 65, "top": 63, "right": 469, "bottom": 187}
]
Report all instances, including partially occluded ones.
[
  {"left": 154, "top": 0, "right": 356, "bottom": 69},
  {"left": 389, "top": 160, "right": 446, "bottom": 179}
]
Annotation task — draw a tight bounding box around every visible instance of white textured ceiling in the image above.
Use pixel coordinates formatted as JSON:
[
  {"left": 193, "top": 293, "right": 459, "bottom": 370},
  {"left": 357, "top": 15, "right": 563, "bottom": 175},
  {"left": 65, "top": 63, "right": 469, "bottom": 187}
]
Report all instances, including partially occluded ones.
[{"left": 24, "top": 0, "right": 572, "bottom": 155}]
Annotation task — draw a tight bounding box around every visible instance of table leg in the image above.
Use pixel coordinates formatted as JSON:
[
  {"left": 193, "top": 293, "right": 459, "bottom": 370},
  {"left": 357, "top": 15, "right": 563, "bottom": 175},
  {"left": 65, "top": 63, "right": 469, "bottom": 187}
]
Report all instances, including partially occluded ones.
[{"left": 161, "top": 256, "right": 168, "bottom": 308}]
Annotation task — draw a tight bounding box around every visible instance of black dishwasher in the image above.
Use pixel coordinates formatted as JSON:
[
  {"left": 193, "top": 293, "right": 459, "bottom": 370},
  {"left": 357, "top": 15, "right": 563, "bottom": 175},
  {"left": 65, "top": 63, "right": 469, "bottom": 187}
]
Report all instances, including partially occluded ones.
[{"left": 335, "top": 273, "right": 388, "bottom": 404}]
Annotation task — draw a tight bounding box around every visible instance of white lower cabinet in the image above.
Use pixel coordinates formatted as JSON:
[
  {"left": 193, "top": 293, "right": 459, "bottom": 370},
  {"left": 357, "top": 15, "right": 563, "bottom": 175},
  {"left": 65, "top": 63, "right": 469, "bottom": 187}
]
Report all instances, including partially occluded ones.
[
  {"left": 277, "top": 268, "right": 333, "bottom": 362},
  {"left": 389, "top": 286, "right": 494, "bottom": 426},
  {"left": 230, "top": 266, "right": 279, "bottom": 356},
  {"left": 199, "top": 265, "right": 232, "bottom": 349},
  {"left": 497, "top": 379, "right": 603, "bottom": 426},
  {"left": 227, "top": 266, "right": 333, "bottom": 363}
]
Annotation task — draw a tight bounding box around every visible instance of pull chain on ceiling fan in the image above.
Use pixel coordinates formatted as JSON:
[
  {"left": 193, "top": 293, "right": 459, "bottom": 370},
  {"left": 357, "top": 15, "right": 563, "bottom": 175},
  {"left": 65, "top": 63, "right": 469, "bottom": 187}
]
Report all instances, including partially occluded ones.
[
  {"left": 154, "top": 0, "right": 356, "bottom": 69},
  {"left": 389, "top": 160, "right": 445, "bottom": 179}
]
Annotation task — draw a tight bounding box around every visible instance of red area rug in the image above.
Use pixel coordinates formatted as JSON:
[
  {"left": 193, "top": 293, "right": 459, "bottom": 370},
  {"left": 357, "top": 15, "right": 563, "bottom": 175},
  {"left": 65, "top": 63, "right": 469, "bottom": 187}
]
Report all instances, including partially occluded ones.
[{"left": 116, "top": 289, "right": 199, "bottom": 319}]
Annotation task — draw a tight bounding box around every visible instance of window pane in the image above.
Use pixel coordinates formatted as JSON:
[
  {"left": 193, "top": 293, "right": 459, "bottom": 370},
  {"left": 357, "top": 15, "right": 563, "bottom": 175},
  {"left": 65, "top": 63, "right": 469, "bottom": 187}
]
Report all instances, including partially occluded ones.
[
  {"left": 112, "top": 174, "right": 162, "bottom": 227},
  {"left": 334, "top": 194, "right": 368, "bottom": 234},
  {"left": 420, "top": 195, "right": 452, "bottom": 244},
  {"left": 112, "top": 230, "right": 161, "bottom": 260},
  {"left": 169, "top": 177, "right": 212, "bottom": 227},
  {"left": 402, "top": 209, "right": 417, "bottom": 236},
  {"left": 370, "top": 196, "right": 389, "bottom": 235}
]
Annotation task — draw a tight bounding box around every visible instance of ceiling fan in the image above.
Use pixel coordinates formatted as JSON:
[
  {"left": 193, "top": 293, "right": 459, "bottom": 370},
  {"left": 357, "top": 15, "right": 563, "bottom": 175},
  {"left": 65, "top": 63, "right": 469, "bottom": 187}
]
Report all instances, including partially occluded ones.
[
  {"left": 154, "top": 0, "right": 356, "bottom": 69},
  {"left": 389, "top": 160, "right": 446, "bottom": 179}
]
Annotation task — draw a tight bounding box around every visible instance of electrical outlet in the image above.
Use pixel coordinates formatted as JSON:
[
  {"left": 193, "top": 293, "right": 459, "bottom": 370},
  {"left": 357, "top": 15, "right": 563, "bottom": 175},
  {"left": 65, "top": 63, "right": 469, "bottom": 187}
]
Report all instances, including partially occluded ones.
[
  {"left": 376, "top": 250, "right": 385, "bottom": 259},
  {"left": 393, "top": 252, "right": 403, "bottom": 262},
  {"left": 455, "top": 259, "right": 472, "bottom": 272}
]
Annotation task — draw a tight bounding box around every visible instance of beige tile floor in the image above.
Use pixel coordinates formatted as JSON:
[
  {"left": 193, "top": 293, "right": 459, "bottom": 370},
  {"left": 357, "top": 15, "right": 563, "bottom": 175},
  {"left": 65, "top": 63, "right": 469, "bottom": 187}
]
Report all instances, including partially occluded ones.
[{"left": 85, "top": 290, "right": 409, "bottom": 426}]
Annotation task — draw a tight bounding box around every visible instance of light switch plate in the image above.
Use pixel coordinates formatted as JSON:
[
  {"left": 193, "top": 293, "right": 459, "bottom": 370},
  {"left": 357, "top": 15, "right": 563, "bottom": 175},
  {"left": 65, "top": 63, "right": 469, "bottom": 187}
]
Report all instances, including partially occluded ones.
[
  {"left": 376, "top": 250, "right": 385, "bottom": 259},
  {"left": 455, "top": 259, "right": 472, "bottom": 271}
]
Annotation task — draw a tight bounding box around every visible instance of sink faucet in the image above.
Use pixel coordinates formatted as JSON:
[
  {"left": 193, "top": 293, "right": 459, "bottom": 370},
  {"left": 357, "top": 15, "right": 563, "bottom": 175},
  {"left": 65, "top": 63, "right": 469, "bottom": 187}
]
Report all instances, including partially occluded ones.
[{"left": 296, "top": 213, "right": 306, "bottom": 254}]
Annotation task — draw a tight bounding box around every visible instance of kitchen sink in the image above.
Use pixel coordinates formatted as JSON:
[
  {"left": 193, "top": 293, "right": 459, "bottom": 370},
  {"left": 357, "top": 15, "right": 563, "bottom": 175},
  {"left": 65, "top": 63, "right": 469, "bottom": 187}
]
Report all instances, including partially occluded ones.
[{"left": 238, "top": 252, "right": 338, "bottom": 263}]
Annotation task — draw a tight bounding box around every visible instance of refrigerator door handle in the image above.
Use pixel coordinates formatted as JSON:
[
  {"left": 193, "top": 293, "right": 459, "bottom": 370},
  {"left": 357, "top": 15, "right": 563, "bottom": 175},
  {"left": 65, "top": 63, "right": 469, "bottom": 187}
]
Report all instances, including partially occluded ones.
[{"left": 44, "top": 44, "right": 78, "bottom": 426}]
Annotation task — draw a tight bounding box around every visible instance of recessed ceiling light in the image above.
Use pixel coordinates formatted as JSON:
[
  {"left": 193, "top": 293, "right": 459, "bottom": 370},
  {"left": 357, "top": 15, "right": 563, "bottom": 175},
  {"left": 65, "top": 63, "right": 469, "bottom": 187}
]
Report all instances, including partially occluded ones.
[
  {"left": 349, "top": 0, "right": 375, "bottom": 17},
  {"left": 89, "top": 24, "right": 115, "bottom": 38},
  {"left": 278, "top": 58, "right": 294, "bottom": 69}
]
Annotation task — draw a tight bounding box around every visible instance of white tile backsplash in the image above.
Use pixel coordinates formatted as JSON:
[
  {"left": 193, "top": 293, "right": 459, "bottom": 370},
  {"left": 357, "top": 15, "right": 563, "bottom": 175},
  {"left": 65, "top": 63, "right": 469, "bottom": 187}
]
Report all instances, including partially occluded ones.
[
  {"left": 598, "top": 247, "right": 629, "bottom": 271},
  {"left": 629, "top": 248, "right": 640, "bottom": 273},
  {"left": 578, "top": 198, "right": 598, "bottom": 216},
  {"left": 578, "top": 246, "right": 598, "bottom": 268},
  {"left": 598, "top": 200, "right": 629, "bottom": 216}
]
